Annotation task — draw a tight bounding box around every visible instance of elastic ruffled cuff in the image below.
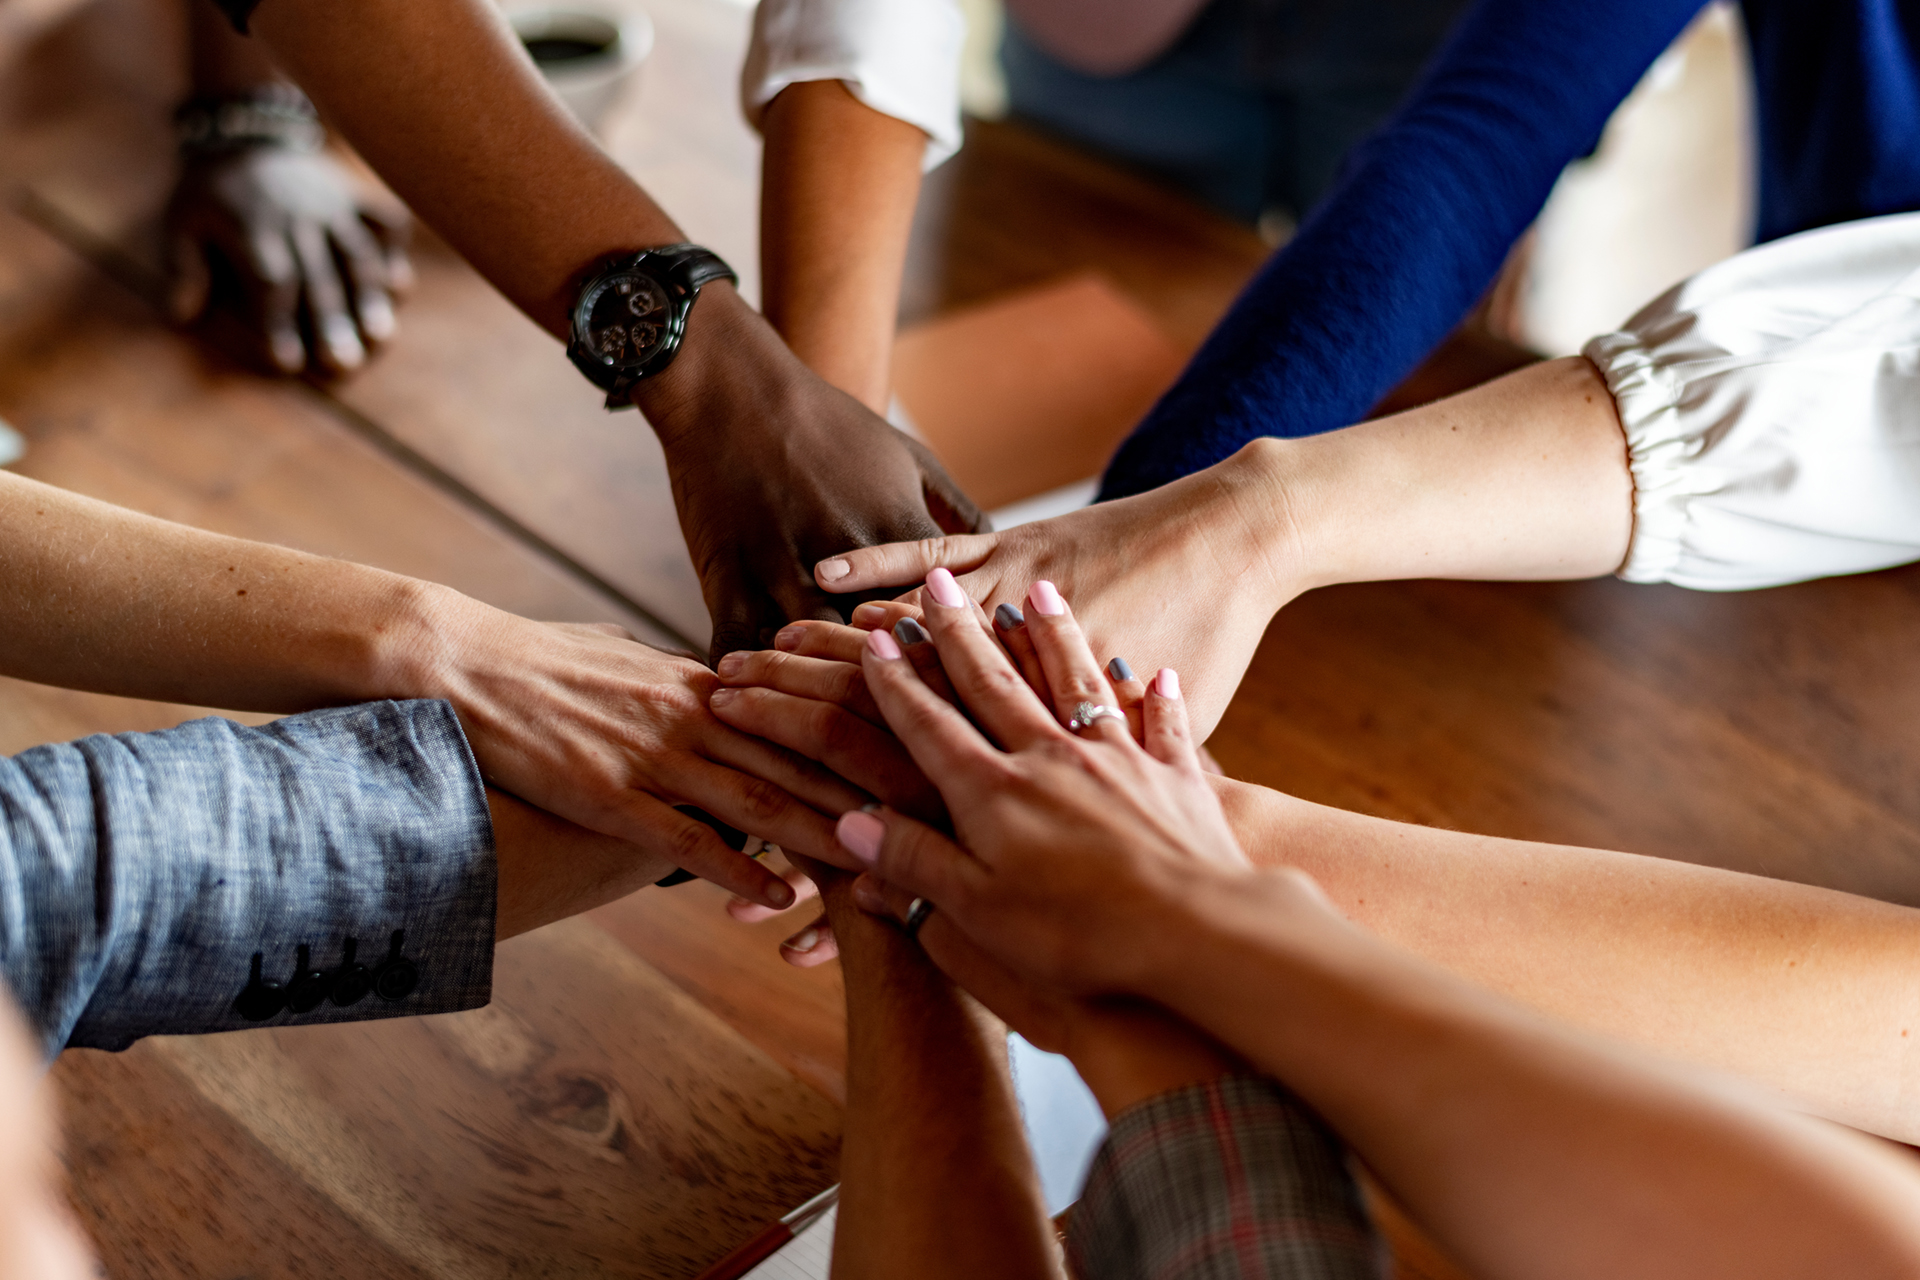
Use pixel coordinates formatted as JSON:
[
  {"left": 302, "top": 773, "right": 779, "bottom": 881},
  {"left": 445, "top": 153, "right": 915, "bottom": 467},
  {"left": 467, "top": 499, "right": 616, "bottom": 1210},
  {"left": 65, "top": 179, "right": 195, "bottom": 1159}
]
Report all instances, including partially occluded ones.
[{"left": 1583, "top": 329, "right": 1700, "bottom": 586}]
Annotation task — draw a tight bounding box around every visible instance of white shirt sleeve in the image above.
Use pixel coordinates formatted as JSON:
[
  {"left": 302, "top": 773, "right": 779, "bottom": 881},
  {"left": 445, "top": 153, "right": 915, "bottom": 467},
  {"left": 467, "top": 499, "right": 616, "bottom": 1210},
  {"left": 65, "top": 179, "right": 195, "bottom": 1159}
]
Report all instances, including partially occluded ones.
[
  {"left": 741, "top": 0, "right": 967, "bottom": 171},
  {"left": 1584, "top": 211, "right": 1920, "bottom": 591}
]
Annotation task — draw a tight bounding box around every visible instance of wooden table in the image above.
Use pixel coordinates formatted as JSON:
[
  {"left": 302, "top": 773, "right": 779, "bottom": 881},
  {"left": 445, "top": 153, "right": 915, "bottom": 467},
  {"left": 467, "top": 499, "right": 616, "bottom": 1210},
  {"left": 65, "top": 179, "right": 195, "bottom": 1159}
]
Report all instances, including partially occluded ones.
[{"left": 7, "top": 0, "right": 1920, "bottom": 1277}]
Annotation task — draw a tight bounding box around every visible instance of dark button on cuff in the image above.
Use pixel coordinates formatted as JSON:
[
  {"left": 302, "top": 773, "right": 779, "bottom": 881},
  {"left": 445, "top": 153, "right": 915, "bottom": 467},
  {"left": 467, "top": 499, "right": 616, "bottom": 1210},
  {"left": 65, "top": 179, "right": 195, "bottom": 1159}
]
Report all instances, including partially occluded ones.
[
  {"left": 372, "top": 930, "right": 419, "bottom": 1001},
  {"left": 234, "top": 952, "right": 287, "bottom": 1022},
  {"left": 330, "top": 937, "right": 371, "bottom": 1007}
]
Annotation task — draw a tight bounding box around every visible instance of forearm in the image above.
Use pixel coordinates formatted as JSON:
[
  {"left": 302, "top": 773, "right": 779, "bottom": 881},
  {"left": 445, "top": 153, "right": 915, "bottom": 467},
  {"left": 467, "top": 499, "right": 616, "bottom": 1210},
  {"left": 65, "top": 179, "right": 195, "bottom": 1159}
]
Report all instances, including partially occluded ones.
[
  {"left": 1269, "top": 356, "right": 1633, "bottom": 592},
  {"left": 2, "top": 702, "right": 496, "bottom": 1055},
  {"left": 1145, "top": 871, "right": 1920, "bottom": 1278},
  {"left": 0, "top": 470, "right": 465, "bottom": 712},
  {"left": 250, "top": 0, "right": 678, "bottom": 336},
  {"left": 827, "top": 888, "right": 1059, "bottom": 1280},
  {"left": 1216, "top": 777, "right": 1920, "bottom": 1142},
  {"left": 488, "top": 790, "right": 674, "bottom": 941},
  {"left": 188, "top": 0, "right": 284, "bottom": 93},
  {"left": 760, "top": 81, "right": 925, "bottom": 414}
]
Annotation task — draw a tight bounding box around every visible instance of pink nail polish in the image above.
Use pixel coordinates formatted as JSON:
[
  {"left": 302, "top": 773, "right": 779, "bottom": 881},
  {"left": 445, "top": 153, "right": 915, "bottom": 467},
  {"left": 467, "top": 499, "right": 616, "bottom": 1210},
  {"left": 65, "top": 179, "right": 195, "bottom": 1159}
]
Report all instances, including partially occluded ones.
[
  {"left": 1155, "top": 668, "right": 1180, "bottom": 699},
  {"left": 926, "top": 567, "right": 966, "bottom": 609},
  {"left": 868, "top": 628, "right": 902, "bottom": 660},
  {"left": 1030, "top": 580, "right": 1065, "bottom": 617},
  {"left": 838, "top": 810, "right": 886, "bottom": 865}
]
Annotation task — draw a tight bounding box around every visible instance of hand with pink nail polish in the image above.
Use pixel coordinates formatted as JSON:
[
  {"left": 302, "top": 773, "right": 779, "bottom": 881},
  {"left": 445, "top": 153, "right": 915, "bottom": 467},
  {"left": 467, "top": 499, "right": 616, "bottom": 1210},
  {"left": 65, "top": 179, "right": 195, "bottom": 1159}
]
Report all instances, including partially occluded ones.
[{"left": 808, "top": 441, "right": 1306, "bottom": 742}]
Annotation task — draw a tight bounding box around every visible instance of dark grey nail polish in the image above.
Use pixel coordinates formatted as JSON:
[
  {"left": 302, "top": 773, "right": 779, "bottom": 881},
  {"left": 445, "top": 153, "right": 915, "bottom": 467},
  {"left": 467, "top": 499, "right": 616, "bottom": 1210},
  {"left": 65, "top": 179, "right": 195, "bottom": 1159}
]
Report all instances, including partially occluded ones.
[
  {"left": 1107, "top": 657, "right": 1135, "bottom": 682},
  {"left": 893, "top": 617, "right": 931, "bottom": 646},
  {"left": 994, "top": 602, "right": 1025, "bottom": 629}
]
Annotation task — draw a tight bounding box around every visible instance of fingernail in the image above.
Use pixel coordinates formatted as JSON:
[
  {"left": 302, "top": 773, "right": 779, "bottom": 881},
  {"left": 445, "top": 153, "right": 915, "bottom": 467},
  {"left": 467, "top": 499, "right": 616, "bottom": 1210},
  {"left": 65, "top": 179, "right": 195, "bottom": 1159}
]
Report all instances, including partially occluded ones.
[
  {"left": 782, "top": 927, "right": 821, "bottom": 953},
  {"left": 769, "top": 879, "right": 796, "bottom": 908},
  {"left": 1030, "top": 580, "right": 1065, "bottom": 617},
  {"left": 774, "top": 624, "right": 805, "bottom": 651},
  {"left": 994, "top": 602, "right": 1025, "bottom": 630},
  {"left": 1155, "top": 668, "right": 1180, "bottom": 699},
  {"left": 818, "top": 558, "right": 852, "bottom": 583},
  {"left": 838, "top": 809, "right": 886, "bottom": 865},
  {"left": 1107, "top": 657, "right": 1134, "bottom": 682},
  {"left": 926, "top": 567, "right": 967, "bottom": 609},
  {"left": 893, "top": 617, "right": 930, "bottom": 647},
  {"left": 716, "top": 652, "right": 745, "bottom": 678},
  {"left": 868, "top": 628, "right": 902, "bottom": 660},
  {"left": 709, "top": 687, "right": 738, "bottom": 708},
  {"left": 851, "top": 602, "right": 888, "bottom": 626}
]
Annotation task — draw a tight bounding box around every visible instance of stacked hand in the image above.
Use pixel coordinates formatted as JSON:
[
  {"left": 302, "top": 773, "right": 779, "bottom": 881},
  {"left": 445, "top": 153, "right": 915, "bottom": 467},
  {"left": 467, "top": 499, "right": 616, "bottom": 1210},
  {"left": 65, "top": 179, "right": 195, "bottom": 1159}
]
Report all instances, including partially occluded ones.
[
  {"left": 403, "top": 588, "right": 874, "bottom": 909},
  {"left": 805, "top": 440, "right": 1302, "bottom": 741},
  {"left": 712, "top": 571, "right": 1337, "bottom": 1111}
]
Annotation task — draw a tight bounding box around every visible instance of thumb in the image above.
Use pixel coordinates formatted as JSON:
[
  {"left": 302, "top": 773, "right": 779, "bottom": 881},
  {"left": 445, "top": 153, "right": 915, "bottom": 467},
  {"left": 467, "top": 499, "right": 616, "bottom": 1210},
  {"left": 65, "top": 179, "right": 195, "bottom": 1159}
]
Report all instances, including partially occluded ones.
[
  {"left": 704, "top": 564, "right": 773, "bottom": 666},
  {"left": 815, "top": 531, "right": 999, "bottom": 594},
  {"left": 836, "top": 807, "right": 976, "bottom": 910},
  {"left": 897, "top": 431, "right": 989, "bottom": 536}
]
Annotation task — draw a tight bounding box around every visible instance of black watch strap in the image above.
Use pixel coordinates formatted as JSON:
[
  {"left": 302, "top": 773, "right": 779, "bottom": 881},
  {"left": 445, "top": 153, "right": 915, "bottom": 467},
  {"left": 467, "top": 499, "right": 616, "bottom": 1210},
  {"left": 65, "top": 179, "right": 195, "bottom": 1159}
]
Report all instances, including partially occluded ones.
[{"left": 568, "top": 243, "right": 737, "bottom": 410}]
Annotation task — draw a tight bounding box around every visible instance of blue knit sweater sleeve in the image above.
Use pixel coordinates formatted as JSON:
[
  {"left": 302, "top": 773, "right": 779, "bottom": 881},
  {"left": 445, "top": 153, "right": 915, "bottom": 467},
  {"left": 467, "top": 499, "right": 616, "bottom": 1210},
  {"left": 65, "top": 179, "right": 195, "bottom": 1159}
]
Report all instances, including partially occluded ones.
[{"left": 1098, "top": 0, "right": 1706, "bottom": 500}]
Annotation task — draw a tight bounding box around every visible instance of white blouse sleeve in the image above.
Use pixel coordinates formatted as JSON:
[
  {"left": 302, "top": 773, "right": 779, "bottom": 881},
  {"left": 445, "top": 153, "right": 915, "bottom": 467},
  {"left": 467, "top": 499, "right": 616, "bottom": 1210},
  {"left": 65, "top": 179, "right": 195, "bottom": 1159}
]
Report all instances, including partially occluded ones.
[
  {"left": 741, "top": 0, "right": 966, "bottom": 171},
  {"left": 1585, "top": 211, "right": 1920, "bottom": 591}
]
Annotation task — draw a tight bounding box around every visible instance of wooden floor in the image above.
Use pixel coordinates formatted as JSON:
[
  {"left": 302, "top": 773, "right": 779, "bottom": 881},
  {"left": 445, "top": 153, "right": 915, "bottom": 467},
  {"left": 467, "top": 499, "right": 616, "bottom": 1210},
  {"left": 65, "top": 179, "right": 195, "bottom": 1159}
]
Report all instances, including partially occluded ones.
[{"left": 7, "top": 0, "right": 1920, "bottom": 1277}]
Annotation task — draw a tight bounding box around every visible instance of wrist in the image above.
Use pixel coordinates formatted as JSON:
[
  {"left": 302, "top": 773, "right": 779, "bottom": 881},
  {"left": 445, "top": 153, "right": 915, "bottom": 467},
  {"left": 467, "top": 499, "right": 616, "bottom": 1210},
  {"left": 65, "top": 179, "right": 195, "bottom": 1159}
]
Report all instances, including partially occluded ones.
[
  {"left": 360, "top": 577, "right": 499, "bottom": 708},
  {"left": 626, "top": 283, "right": 802, "bottom": 451},
  {"left": 1215, "top": 438, "right": 1316, "bottom": 613}
]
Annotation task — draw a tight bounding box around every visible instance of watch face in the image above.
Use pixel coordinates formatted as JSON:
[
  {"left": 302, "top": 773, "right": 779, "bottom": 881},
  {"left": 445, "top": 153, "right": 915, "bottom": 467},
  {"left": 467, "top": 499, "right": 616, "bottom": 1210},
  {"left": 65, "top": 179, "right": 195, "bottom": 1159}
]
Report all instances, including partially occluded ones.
[{"left": 578, "top": 270, "right": 673, "bottom": 368}]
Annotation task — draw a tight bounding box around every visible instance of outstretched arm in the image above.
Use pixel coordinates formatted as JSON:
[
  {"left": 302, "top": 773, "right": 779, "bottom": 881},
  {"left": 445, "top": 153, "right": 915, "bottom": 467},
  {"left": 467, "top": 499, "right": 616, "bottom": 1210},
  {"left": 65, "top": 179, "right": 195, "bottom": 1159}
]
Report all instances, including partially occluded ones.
[
  {"left": 237, "top": 0, "right": 983, "bottom": 657},
  {"left": 816, "top": 875, "right": 1060, "bottom": 1280},
  {"left": 0, "top": 469, "right": 861, "bottom": 905},
  {"left": 814, "top": 355, "right": 1633, "bottom": 739},
  {"left": 843, "top": 583, "right": 1920, "bottom": 1280},
  {"left": 1099, "top": 0, "right": 1701, "bottom": 497}
]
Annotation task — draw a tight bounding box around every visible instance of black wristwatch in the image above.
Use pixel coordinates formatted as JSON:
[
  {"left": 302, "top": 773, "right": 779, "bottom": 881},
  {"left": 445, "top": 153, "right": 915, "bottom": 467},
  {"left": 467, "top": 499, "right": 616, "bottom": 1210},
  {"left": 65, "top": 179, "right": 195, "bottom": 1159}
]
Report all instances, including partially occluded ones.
[{"left": 566, "top": 243, "right": 737, "bottom": 409}]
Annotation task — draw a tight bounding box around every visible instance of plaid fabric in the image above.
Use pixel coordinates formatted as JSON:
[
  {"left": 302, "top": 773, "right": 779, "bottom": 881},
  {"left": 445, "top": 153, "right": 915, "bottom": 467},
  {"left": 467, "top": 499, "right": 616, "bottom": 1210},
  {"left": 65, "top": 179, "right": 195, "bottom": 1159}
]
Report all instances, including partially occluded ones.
[
  {"left": 0, "top": 700, "right": 496, "bottom": 1055},
  {"left": 1067, "top": 1076, "right": 1385, "bottom": 1280}
]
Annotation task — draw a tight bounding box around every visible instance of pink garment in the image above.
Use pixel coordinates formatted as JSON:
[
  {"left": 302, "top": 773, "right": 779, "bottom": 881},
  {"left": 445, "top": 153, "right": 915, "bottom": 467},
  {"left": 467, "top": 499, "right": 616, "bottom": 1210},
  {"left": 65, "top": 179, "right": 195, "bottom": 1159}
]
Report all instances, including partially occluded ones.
[{"left": 1003, "top": 0, "right": 1212, "bottom": 75}]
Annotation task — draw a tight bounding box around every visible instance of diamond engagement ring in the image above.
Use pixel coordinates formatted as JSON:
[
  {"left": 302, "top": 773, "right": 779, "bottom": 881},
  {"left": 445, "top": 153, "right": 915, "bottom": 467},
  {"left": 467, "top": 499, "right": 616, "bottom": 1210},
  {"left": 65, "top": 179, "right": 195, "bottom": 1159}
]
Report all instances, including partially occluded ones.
[{"left": 1068, "top": 701, "right": 1127, "bottom": 733}]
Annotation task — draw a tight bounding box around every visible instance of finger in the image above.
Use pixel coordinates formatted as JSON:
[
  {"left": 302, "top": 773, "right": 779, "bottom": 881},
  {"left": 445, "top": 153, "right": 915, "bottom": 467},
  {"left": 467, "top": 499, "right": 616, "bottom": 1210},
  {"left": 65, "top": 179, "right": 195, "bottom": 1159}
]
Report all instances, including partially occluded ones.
[
  {"left": 917, "top": 568, "right": 1061, "bottom": 751},
  {"left": 773, "top": 619, "right": 872, "bottom": 665},
  {"left": 697, "top": 727, "right": 870, "bottom": 823},
  {"left": 290, "top": 218, "right": 364, "bottom": 372},
  {"left": 991, "top": 601, "right": 1053, "bottom": 709},
  {"left": 613, "top": 792, "right": 797, "bottom": 908},
  {"left": 728, "top": 866, "right": 821, "bottom": 923},
  {"left": 1142, "top": 668, "right": 1203, "bottom": 773},
  {"left": 1022, "top": 580, "right": 1130, "bottom": 746},
  {"left": 329, "top": 214, "right": 396, "bottom": 343},
  {"left": 715, "top": 648, "right": 882, "bottom": 725},
  {"left": 242, "top": 229, "right": 305, "bottom": 373},
  {"left": 901, "top": 433, "right": 990, "bottom": 537},
  {"left": 835, "top": 802, "right": 985, "bottom": 911},
  {"left": 168, "top": 233, "right": 211, "bottom": 323},
  {"left": 815, "top": 532, "right": 999, "bottom": 594},
  {"left": 846, "top": 599, "right": 923, "bottom": 634},
  {"left": 778, "top": 915, "right": 842, "bottom": 967},
  {"left": 359, "top": 207, "right": 415, "bottom": 294},
  {"left": 667, "top": 754, "right": 860, "bottom": 870},
  {"left": 1106, "top": 656, "right": 1147, "bottom": 743},
  {"left": 708, "top": 686, "right": 942, "bottom": 819},
  {"left": 891, "top": 617, "right": 962, "bottom": 711},
  {"left": 706, "top": 562, "right": 777, "bottom": 666}
]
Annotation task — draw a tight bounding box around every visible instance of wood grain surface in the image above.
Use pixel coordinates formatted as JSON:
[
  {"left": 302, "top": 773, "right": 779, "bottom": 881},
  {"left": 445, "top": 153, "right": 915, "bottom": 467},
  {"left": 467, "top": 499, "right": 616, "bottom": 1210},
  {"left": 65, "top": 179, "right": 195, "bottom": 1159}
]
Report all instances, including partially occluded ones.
[{"left": 11, "top": 0, "right": 1920, "bottom": 1276}]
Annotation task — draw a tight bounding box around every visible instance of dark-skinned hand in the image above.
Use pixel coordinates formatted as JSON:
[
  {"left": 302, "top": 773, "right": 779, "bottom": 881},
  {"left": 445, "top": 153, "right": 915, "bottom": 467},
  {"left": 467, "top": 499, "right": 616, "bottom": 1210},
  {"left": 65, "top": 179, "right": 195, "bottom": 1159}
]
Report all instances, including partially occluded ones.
[{"left": 167, "top": 145, "right": 411, "bottom": 376}]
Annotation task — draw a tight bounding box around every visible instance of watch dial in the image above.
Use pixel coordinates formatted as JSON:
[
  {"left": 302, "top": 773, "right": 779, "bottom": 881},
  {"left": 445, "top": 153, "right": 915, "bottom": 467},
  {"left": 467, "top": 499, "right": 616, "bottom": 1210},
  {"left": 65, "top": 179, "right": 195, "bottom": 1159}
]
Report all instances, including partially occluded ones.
[{"left": 582, "top": 272, "right": 671, "bottom": 367}]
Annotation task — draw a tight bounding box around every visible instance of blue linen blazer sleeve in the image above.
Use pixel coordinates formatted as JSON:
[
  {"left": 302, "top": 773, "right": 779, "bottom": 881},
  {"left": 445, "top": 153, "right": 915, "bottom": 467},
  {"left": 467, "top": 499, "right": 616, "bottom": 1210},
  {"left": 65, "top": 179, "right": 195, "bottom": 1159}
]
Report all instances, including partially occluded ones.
[
  {"left": 0, "top": 699, "right": 497, "bottom": 1057},
  {"left": 1098, "top": 0, "right": 1706, "bottom": 499}
]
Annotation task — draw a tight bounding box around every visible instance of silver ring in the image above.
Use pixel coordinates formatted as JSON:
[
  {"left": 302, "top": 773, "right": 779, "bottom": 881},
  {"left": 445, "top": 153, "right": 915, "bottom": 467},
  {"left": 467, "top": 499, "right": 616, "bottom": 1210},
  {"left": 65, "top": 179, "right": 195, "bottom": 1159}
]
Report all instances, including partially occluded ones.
[
  {"left": 1068, "top": 701, "right": 1127, "bottom": 734},
  {"left": 902, "top": 897, "right": 935, "bottom": 941}
]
